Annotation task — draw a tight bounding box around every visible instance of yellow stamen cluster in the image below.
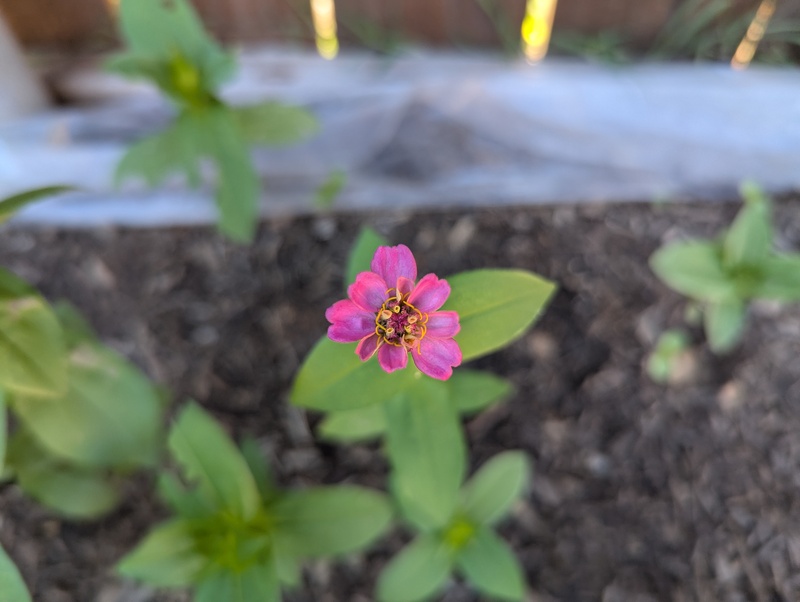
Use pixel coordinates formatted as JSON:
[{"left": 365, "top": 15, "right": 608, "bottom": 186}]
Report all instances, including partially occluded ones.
[{"left": 375, "top": 290, "right": 428, "bottom": 348}]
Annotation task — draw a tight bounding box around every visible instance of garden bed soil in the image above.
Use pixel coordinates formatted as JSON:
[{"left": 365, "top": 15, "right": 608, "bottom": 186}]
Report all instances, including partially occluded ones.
[{"left": 2, "top": 200, "right": 800, "bottom": 602}]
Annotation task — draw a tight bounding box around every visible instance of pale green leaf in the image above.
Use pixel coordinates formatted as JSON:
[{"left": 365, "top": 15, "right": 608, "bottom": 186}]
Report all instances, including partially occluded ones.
[
  {"left": 704, "top": 298, "right": 746, "bottom": 353},
  {"left": 449, "top": 369, "right": 513, "bottom": 414},
  {"left": 0, "top": 391, "right": 5, "bottom": 475},
  {"left": 461, "top": 452, "right": 530, "bottom": 526},
  {"left": 0, "top": 269, "right": 67, "bottom": 398},
  {"left": 0, "top": 186, "right": 75, "bottom": 225},
  {"left": 314, "top": 170, "right": 347, "bottom": 210},
  {"left": 7, "top": 430, "right": 119, "bottom": 519},
  {"left": 157, "top": 472, "right": 215, "bottom": 519},
  {"left": 168, "top": 402, "right": 260, "bottom": 520},
  {"left": 345, "top": 226, "right": 389, "bottom": 289},
  {"left": 0, "top": 543, "right": 31, "bottom": 602},
  {"left": 11, "top": 344, "right": 162, "bottom": 469},
  {"left": 52, "top": 301, "right": 98, "bottom": 349},
  {"left": 291, "top": 336, "right": 418, "bottom": 412},
  {"left": 240, "top": 436, "right": 278, "bottom": 502},
  {"left": 233, "top": 102, "right": 317, "bottom": 146},
  {"left": 377, "top": 535, "right": 452, "bottom": 602},
  {"left": 646, "top": 329, "right": 690, "bottom": 384},
  {"left": 650, "top": 240, "right": 735, "bottom": 302},
  {"left": 385, "top": 380, "right": 466, "bottom": 530},
  {"left": 723, "top": 184, "right": 772, "bottom": 269},
  {"left": 457, "top": 528, "right": 525, "bottom": 601},
  {"left": 318, "top": 403, "right": 386, "bottom": 443},
  {"left": 117, "top": 519, "right": 206, "bottom": 587},
  {"left": 441, "top": 270, "right": 556, "bottom": 362},
  {"left": 272, "top": 486, "right": 392, "bottom": 558},
  {"left": 756, "top": 254, "right": 800, "bottom": 300},
  {"left": 195, "top": 561, "right": 279, "bottom": 602}
]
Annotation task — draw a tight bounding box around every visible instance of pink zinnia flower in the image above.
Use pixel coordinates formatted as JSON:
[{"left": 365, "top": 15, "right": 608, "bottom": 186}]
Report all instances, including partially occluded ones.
[{"left": 326, "top": 244, "right": 462, "bottom": 380}]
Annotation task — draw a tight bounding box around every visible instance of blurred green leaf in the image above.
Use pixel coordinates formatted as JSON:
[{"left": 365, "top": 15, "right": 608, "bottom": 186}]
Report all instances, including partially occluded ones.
[
  {"left": 650, "top": 240, "right": 735, "bottom": 302},
  {"left": 0, "top": 187, "right": 75, "bottom": 225},
  {"left": 0, "top": 391, "right": 5, "bottom": 476},
  {"left": 723, "top": 183, "right": 772, "bottom": 269},
  {"left": 195, "top": 561, "right": 279, "bottom": 602},
  {"left": 0, "top": 543, "right": 31, "bottom": 602},
  {"left": 646, "top": 329, "right": 690, "bottom": 384},
  {"left": 168, "top": 402, "right": 260, "bottom": 520},
  {"left": 233, "top": 102, "right": 317, "bottom": 146},
  {"left": 755, "top": 254, "right": 800, "bottom": 301},
  {"left": 7, "top": 430, "right": 119, "bottom": 519},
  {"left": 117, "top": 519, "right": 206, "bottom": 587},
  {"left": 314, "top": 170, "right": 347, "bottom": 210},
  {"left": 704, "top": 297, "right": 746, "bottom": 353},
  {"left": 449, "top": 369, "right": 513, "bottom": 414},
  {"left": 461, "top": 452, "right": 529, "bottom": 526},
  {"left": 11, "top": 344, "right": 162, "bottom": 469},
  {"left": 345, "top": 226, "right": 389, "bottom": 289},
  {"left": 377, "top": 534, "right": 452, "bottom": 602},
  {"left": 52, "top": 301, "right": 99, "bottom": 349},
  {"left": 157, "top": 472, "right": 215, "bottom": 519},
  {"left": 457, "top": 527, "right": 525, "bottom": 601},
  {"left": 239, "top": 437, "right": 278, "bottom": 503},
  {"left": 318, "top": 403, "right": 386, "bottom": 443},
  {"left": 442, "top": 269, "right": 556, "bottom": 362},
  {"left": 272, "top": 486, "right": 392, "bottom": 558},
  {"left": 0, "top": 269, "right": 67, "bottom": 399},
  {"left": 291, "top": 336, "right": 418, "bottom": 412},
  {"left": 385, "top": 380, "right": 465, "bottom": 530}
]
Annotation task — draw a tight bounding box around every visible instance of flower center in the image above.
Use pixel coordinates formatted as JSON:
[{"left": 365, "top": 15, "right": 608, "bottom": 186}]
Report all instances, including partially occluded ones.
[{"left": 375, "top": 290, "right": 428, "bottom": 348}]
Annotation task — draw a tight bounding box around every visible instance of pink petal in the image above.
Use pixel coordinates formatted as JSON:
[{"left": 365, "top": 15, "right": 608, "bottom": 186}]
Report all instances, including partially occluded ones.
[
  {"left": 348, "top": 272, "right": 388, "bottom": 312},
  {"left": 411, "top": 337, "right": 462, "bottom": 381},
  {"left": 426, "top": 311, "right": 460, "bottom": 338},
  {"left": 371, "top": 245, "right": 417, "bottom": 290},
  {"left": 396, "top": 276, "right": 415, "bottom": 296},
  {"left": 356, "top": 333, "right": 381, "bottom": 361},
  {"left": 407, "top": 274, "right": 451, "bottom": 313},
  {"left": 326, "top": 300, "right": 376, "bottom": 343},
  {"left": 378, "top": 344, "right": 408, "bottom": 373}
]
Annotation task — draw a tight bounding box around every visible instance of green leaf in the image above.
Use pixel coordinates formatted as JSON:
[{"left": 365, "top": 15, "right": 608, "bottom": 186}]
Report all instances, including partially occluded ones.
[
  {"left": 0, "top": 543, "right": 31, "bottom": 602},
  {"left": 318, "top": 369, "right": 512, "bottom": 443},
  {"left": 345, "top": 227, "right": 389, "bottom": 290},
  {"left": 646, "top": 329, "right": 690, "bottom": 384},
  {"left": 0, "top": 186, "right": 75, "bottom": 225},
  {"left": 318, "top": 403, "right": 386, "bottom": 443},
  {"left": 11, "top": 344, "right": 163, "bottom": 469},
  {"left": 441, "top": 270, "right": 556, "bottom": 362},
  {"left": 52, "top": 301, "right": 98, "bottom": 349},
  {"left": 650, "top": 240, "right": 735, "bottom": 302},
  {"left": 385, "top": 380, "right": 466, "bottom": 530},
  {"left": 115, "top": 116, "right": 203, "bottom": 188},
  {"left": 377, "top": 535, "right": 452, "bottom": 602},
  {"left": 291, "top": 336, "right": 418, "bottom": 412},
  {"left": 272, "top": 486, "right": 392, "bottom": 558},
  {"left": 117, "top": 519, "right": 206, "bottom": 587},
  {"left": 723, "top": 184, "right": 772, "bottom": 269},
  {"left": 0, "top": 269, "right": 67, "bottom": 398},
  {"left": 168, "top": 402, "right": 260, "bottom": 520},
  {"left": 0, "top": 391, "right": 6, "bottom": 475},
  {"left": 195, "top": 561, "right": 280, "bottom": 602},
  {"left": 239, "top": 437, "right": 279, "bottom": 502},
  {"left": 449, "top": 369, "right": 513, "bottom": 414},
  {"left": 157, "top": 472, "right": 215, "bottom": 519},
  {"left": 314, "top": 170, "right": 347, "bottom": 210},
  {"left": 704, "top": 298, "right": 746, "bottom": 353},
  {"left": 756, "top": 254, "right": 800, "bottom": 300},
  {"left": 233, "top": 102, "right": 317, "bottom": 146},
  {"left": 456, "top": 527, "right": 525, "bottom": 601},
  {"left": 6, "top": 430, "right": 119, "bottom": 519},
  {"left": 461, "top": 452, "right": 530, "bottom": 526}
]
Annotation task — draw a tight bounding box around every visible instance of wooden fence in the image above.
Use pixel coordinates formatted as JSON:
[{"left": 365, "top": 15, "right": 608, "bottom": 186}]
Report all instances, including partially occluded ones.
[{"left": 0, "top": 0, "right": 782, "bottom": 51}]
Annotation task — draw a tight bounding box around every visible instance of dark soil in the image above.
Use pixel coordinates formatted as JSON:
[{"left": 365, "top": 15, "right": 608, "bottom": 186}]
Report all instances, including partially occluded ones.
[{"left": 3, "top": 200, "right": 800, "bottom": 602}]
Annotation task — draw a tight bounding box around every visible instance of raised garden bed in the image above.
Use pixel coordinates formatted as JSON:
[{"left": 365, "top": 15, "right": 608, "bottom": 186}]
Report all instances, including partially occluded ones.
[{"left": 2, "top": 198, "right": 800, "bottom": 601}]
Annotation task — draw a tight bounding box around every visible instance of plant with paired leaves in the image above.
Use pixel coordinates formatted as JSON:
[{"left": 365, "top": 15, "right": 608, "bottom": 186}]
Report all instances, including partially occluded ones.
[
  {"left": 292, "top": 227, "right": 555, "bottom": 601},
  {"left": 0, "top": 187, "right": 165, "bottom": 602},
  {"left": 108, "top": 0, "right": 317, "bottom": 243},
  {"left": 650, "top": 183, "right": 800, "bottom": 353},
  {"left": 118, "top": 402, "right": 392, "bottom": 601}
]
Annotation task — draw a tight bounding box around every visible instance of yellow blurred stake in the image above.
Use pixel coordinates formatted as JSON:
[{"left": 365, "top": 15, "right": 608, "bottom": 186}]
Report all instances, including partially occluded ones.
[
  {"left": 521, "top": 0, "right": 558, "bottom": 62},
  {"left": 731, "top": 0, "right": 776, "bottom": 70},
  {"left": 311, "top": 0, "right": 339, "bottom": 59}
]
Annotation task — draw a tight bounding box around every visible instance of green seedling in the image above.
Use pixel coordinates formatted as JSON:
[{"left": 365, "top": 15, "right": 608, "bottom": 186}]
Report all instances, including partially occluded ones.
[
  {"left": 109, "top": 0, "right": 317, "bottom": 243},
  {"left": 118, "top": 403, "right": 392, "bottom": 601},
  {"left": 650, "top": 183, "right": 800, "bottom": 353},
  {"left": 378, "top": 452, "right": 530, "bottom": 602},
  {"left": 646, "top": 329, "right": 691, "bottom": 384},
  {"left": 0, "top": 542, "right": 30, "bottom": 602}
]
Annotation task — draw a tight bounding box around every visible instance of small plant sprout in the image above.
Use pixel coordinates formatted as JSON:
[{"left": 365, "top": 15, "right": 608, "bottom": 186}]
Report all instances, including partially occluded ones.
[
  {"left": 118, "top": 403, "right": 392, "bottom": 601},
  {"left": 650, "top": 183, "right": 800, "bottom": 353},
  {"left": 646, "top": 329, "right": 691, "bottom": 384},
  {"left": 109, "top": 0, "right": 316, "bottom": 243}
]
